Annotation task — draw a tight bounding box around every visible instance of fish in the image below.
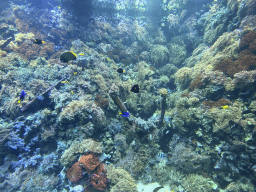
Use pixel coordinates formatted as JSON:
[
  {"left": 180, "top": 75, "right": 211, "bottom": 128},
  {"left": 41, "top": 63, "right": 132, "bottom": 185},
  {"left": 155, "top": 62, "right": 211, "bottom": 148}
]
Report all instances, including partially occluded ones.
[
  {"left": 222, "top": 105, "right": 229, "bottom": 109},
  {"left": 119, "top": 112, "right": 130, "bottom": 118},
  {"left": 131, "top": 84, "right": 139, "bottom": 93},
  {"left": 60, "top": 51, "right": 77, "bottom": 63},
  {"left": 34, "top": 39, "right": 45, "bottom": 44},
  {"left": 74, "top": 72, "right": 77, "bottom": 75},
  {"left": 71, "top": 91, "right": 74, "bottom": 94},
  {"left": 156, "top": 152, "right": 166, "bottom": 158},
  {"left": 117, "top": 68, "right": 125, "bottom": 73},
  {"left": 79, "top": 53, "right": 84, "bottom": 56},
  {"left": 19, "top": 90, "right": 26, "bottom": 101},
  {"left": 37, "top": 95, "right": 44, "bottom": 100},
  {"left": 61, "top": 80, "right": 70, "bottom": 84}
]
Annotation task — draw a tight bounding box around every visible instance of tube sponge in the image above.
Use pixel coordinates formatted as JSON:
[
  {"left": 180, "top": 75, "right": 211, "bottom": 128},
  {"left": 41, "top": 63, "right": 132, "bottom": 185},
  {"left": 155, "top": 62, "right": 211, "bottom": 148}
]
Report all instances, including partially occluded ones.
[
  {"left": 158, "top": 88, "right": 167, "bottom": 128},
  {"left": 109, "top": 84, "right": 133, "bottom": 125}
]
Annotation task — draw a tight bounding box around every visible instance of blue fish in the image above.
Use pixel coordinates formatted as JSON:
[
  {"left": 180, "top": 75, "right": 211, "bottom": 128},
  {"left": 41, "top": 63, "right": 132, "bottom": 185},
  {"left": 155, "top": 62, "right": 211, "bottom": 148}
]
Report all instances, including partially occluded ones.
[
  {"left": 119, "top": 112, "right": 130, "bottom": 118},
  {"left": 20, "top": 90, "right": 26, "bottom": 101},
  {"left": 37, "top": 95, "right": 44, "bottom": 100},
  {"left": 156, "top": 152, "right": 166, "bottom": 159}
]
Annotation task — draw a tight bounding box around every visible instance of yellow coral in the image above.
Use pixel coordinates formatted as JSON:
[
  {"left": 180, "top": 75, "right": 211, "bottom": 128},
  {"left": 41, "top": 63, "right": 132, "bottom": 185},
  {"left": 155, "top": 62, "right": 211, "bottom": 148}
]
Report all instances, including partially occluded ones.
[
  {"left": 14, "top": 32, "right": 35, "bottom": 42},
  {"left": 159, "top": 88, "right": 168, "bottom": 95},
  {"left": 174, "top": 67, "right": 192, "bottom": 90},
  {"left": 106, "top": 164, "right": 137, "bottom": 192}
]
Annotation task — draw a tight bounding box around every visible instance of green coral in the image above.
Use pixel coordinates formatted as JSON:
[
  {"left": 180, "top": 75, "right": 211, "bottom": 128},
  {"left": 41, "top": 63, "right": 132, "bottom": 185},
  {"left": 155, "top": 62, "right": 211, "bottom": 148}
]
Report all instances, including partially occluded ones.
[
  {"left": 60, "top": 138, "right": 103, "bottom": 167},
  {"left": 106, "top": 164, "right": 137, "bottom": 192},
  {"left": 174, "top": 67, "right": 192, "bottom": 90},
  {"left": 224, "top": 177, "right": 254, "bottom": 192},
  {"left": 150, "top": 45, "right": 169, "bottom": 67},
  {"left": 207, "top": 100, "right": 243, "bottom": 133},
  {"left": 59, "top": 99, "right": 93, "bottom": 124},
  {"left": 182, "top": 174, "right": 218, "bottom": 192},
  {"left": 168, "top": 43, "right": 187, "bottom": 66}
]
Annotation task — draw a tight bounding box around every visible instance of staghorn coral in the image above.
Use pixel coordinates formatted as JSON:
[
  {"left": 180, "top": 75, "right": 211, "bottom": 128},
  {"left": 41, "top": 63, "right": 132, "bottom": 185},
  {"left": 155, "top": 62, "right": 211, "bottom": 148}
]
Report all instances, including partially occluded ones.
[
  {"left": 150, "top": 45, "right": 169, "bottom": 67},
  {"left": 60, "top": 139, "right": 102, "bottom": 167}
]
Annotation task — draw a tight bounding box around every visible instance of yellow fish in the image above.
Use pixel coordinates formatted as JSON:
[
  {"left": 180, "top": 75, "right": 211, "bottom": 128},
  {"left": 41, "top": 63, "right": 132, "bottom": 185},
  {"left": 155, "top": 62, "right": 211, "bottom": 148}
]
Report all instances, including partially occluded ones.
[
  {"left": 18, "top": 100, "right": 21, "bottom": 103},
  {"left": 79, "top": 53, "right": 84, "bottom": 56},
  {"left": 61, "top": 80, "right": 70, "bottom": 84},
  {"left": 71, "top": 91, "right": 74, "bottom": 94},
  {"left": 58, "top": 6, "right": 61, "bottom": 9},
  {"left": 74, "top": 72, "right": 77, "bottom": 75},
  {"left": 231, "top": 38, "right": 234, "bottom": 42},
  {"left": 106, "top": 57, "right": 110, "bottom": 61},
  {"left": 222, "top": 105, "right": 229, "bottom": 109}
]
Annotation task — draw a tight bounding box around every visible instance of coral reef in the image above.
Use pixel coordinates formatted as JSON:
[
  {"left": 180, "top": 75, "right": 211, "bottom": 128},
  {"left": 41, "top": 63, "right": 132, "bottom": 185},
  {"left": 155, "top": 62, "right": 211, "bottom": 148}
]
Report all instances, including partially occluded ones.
[
  {"left": 1, "top": 0, "right": 256, "bottom": 191},
  {"left": 158, "top": 88, "right": 167, "bottom": 128},
  {"left": 66, "top": 153, "right": 108, "bottom": 191},
  {"left": 106, "top": 164, "right": 137, "bottom": 192},
  {"left": 60, "top": 139, "right": 102, "bottom": 167},
  {"left": 182, "top": 174, "right": 218, "bottom": 192},
  {"left": 150, "top": 45, "right": 169, "bottom": 67}
]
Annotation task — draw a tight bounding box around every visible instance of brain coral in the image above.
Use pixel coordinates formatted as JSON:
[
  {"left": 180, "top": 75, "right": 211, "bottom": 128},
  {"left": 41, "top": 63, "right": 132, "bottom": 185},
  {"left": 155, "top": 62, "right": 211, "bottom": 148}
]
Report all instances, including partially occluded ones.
[{"left": 150, "top": 45, "right": 169, "bottom": 67}]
